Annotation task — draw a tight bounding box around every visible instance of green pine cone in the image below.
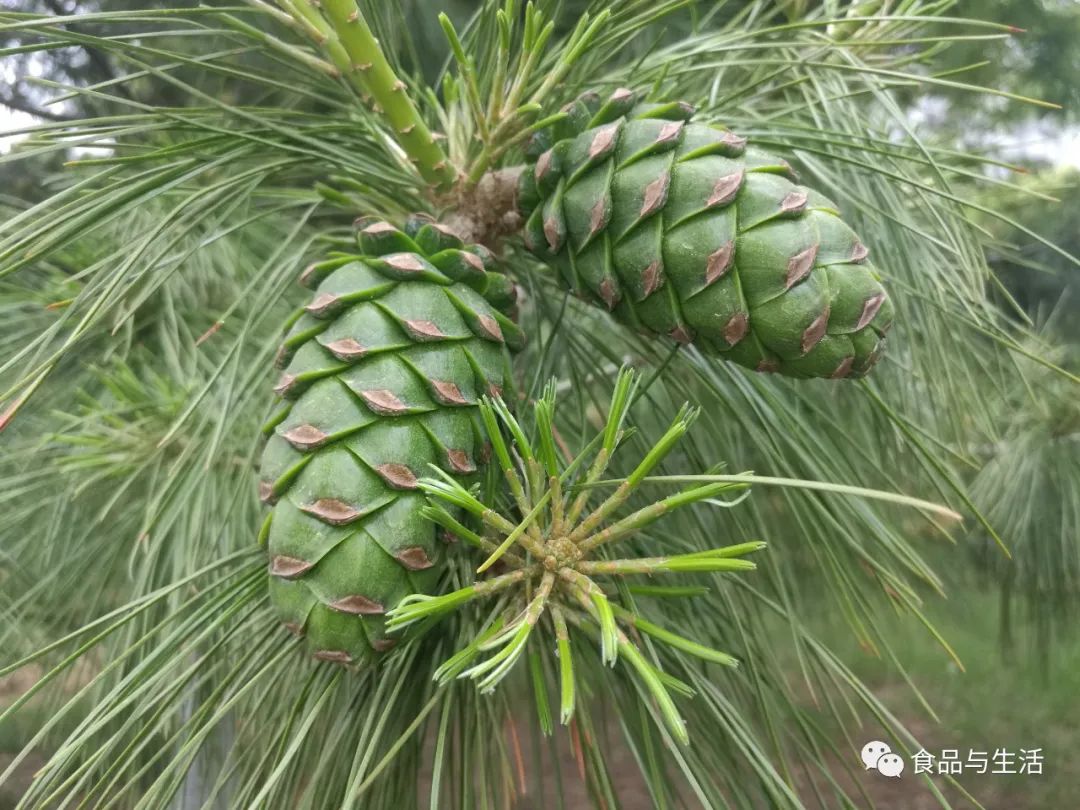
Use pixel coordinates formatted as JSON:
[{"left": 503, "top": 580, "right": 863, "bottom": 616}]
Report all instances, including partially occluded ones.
[
  {"left": 518, "top": 89, "right": 893, "bottom": 379},
  {"left": 257, "top": 218, "right": 522, "bottom": 665}
]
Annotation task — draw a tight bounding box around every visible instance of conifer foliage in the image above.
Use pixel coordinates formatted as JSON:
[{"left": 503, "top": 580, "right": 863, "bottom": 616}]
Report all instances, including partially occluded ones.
[{"left": 0, "top": 2, "right": 1073, "bottom": 809}]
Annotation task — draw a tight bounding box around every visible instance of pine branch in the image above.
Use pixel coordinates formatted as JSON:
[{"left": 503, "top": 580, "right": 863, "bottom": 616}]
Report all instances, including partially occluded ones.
[{"left": 279, "top": 0, "right": 456, "bottom": 188}]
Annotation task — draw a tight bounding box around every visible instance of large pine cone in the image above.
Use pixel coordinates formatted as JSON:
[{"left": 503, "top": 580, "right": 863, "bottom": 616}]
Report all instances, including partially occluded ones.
[
  {"left": 258, "top": 218, "right": 521, "bottom": 665},
  {"left": 518, "top": 89, "right": 893, "bottom": 379}
]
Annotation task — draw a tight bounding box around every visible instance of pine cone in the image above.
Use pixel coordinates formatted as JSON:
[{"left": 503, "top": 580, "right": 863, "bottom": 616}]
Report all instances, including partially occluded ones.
[
  {"left": 258, "top": 218, "right": 522, "bottom": 665},
  {"left": 518, "top": 89, "right": 893, "bottom": 379}
]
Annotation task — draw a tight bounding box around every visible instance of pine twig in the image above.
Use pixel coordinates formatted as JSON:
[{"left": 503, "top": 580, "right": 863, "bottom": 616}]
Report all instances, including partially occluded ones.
[{"left": 279, "top": 0, "right": 456, "bottom": 188}]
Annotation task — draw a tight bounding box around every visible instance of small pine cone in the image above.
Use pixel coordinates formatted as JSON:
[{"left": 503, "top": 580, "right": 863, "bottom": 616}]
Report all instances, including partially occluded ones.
[
  {"left": 258, "top": 218, "right": 522, "bottom": 665},
  {"left": 518, "top": 89, "right": 893, "bottom": 379}
]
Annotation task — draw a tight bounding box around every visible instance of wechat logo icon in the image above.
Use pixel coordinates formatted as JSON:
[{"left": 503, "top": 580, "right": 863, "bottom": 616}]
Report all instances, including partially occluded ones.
[{"left": 861, "top": 741, "right": 905, "bottom": 778}]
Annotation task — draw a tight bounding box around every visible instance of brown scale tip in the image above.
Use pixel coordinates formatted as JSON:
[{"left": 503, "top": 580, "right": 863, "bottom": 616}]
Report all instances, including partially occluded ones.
[
  {"left": 779, "top": 190, "right": 809, "bottom": 215},
  {"left": 656, "top": 121, "right": 683, "bottom": 145},
  {"left": 281, "top": 424, "right": 329, "bottom": 451},
  {"left": 588, "top": 198, "right": 608, "bottom": 238},
  {"left": 395, "top": 546, "right": 435, "bottom": 570},
  {"left": 385, "top": 253, "right": 426, "bottom": 273},
  {"left": 855, "top": 292, "right": 886, "bottom": 331},
  {"left": 359, "top": 389, "right": 409, "bottom": 416},
  {"left": 301, "top": 498, "right": 363, "bottom": 525},
  {"left": 610, "top": 87, "right": 634, "bottom": 103},
  {"left": 639, "top": 173, "right": 671, "bottom": 219},
  {"left": 597, "top": 277, "right": 619, "bottom": 310},
  {"left": 305, "top": 292, "right": 341, "bottom": 317},
  {"left": 376, "top": 463, "right": 418, "bottom": 490},
  {"left": 313, "top": 650, "right": 352, "bottom": 664},
  {"left": 705, "top": 241, "right": 735, "bottom": 285},
  {"left": 830, "top": 356, "right": 855, "bottom": 379},
  {"left": 800, "top": 306, "right": 830, "bottom": 355},
  {"left": 756, "top": 358, "right": 780, "bottom": 374},
  {"left": 720, "top": 131, "right": 747, "bottom": 151},
  {"left": 535, "top": 149, "right": 554, "bottom": 182},
  {"left": 430, "top": 380, "right": 469, "bottom": 406},
  {"left": 641, "top": 260, "right": 664, "bottom": 297},
  {"left": 669, "top": 325, "right": 694, "bottom": 345},
  {"left": 324, "top": 338, "right": 366, "bottom": 361},
  {"left": 707, "top": 170, "right": 744, "bottom": 208},
  {"left": 476, "top": 314, "right": 505, "bottom": 343},
  {"left": 273, "top": 344, "right": 291, "bottom": 370},
  {"left": 273, "top": 374, "right": 298, "bottom": 398},
  {"left": 785, "top": 244, "right": 818, "bottom": 290},
  {"left": 461, "top": 251, "right": 485, "bottom": 272},
  {"left": 282, "top": 621, "right": 304, "bottom": 637},
  {"left": 329, "top": 594, "right": 385, "bottom": 615},
  {"left": 270, "top": 555, "right": 314, "bottom": 579},
  {"left": 402, "top": 319, "right": 447, "bottom": 341},
  {"left": 362, "top": 221, "right": 397, "bottom": 235},
  {"left": 723, "top": 312, "right": 749, "bottom": 346},
  {"left": 850, "top": 242, "right": 870, "bottom": 263},
  {"left": 298, "top": 263, "right": 319, "bottom": 287},
  {"left": 543, "top": 216, "right": 562, "bottom": 252},
  {"left": 258, "top": 480, "right": 277, "bottom": 505},
  {"left": 589, "top": 124, "right": 619, "bottom": 160},
  {"left": 371, "top": 639, "right": 398, "bottom": 653},
  {"left": 446, "top": 448, "right": 476, "bottom": 474}
]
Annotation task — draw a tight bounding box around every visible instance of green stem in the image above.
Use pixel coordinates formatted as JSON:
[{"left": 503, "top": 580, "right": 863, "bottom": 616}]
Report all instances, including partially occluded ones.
[
  {"left": 485, "top": 9, "right": 510, "bottom": 125},
  {"left": 478, "top": 400, "right": 544, "bottom": 548},
  {"left": 568, "top": 480, "right": 630, "bottom": 545},
  {"left": 550, "top": 605, "right": 575, "bottom": 725},
  {"left": 287, "top": 0, "right": 456, "bottom": 188},
  {"left": 558, "top": 606, "right": 689, "bottom": 744},
  {"left": 386, "top": 568, "right": 533, "bottom": 630},
  {"left": 576, "top": 555, "right": 757, "bottom": 576},
  {"left": 438, "top": 13, "right": 489, "bottom": 140},
  {"left": 419, "top": 505, "right": 525, "bottom": 567},
  {"left": 525, "top": 10, "right": 610, "bottom": 107},
  {"left": 463, "top": 105, "right": 545, "bottom": 184},
  {"left": 608, "top": 605, "right": 738, "bottom": 667},
  {"left": 559, "top": 570, "right": 617, "bottom": 664},
  {"left": 568, "top": 406, "right": 696, "bottom": 545},
  {"left": 617, "top": 639, "right": 688, "bottom": 745},
  {"left": 577, "top": 482, "right": 747, "bottom": 553},
  {"left": 522, "top": 571, "right": 555, "bottom": 626},
  {"left": 548, "top": 475, "right": 566, "bottom": 539},
  {"left": 435, "top": 618, "right": 506, "bottom": 683},
  {"left": 564, "top": 447, "right": 611, "bottom": 531},
  {"left": 476, "top": 489, "right": 553, "bottom": 573},
  {"left": 503, "top": 18, "right": 554, "bottom": 114}
]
